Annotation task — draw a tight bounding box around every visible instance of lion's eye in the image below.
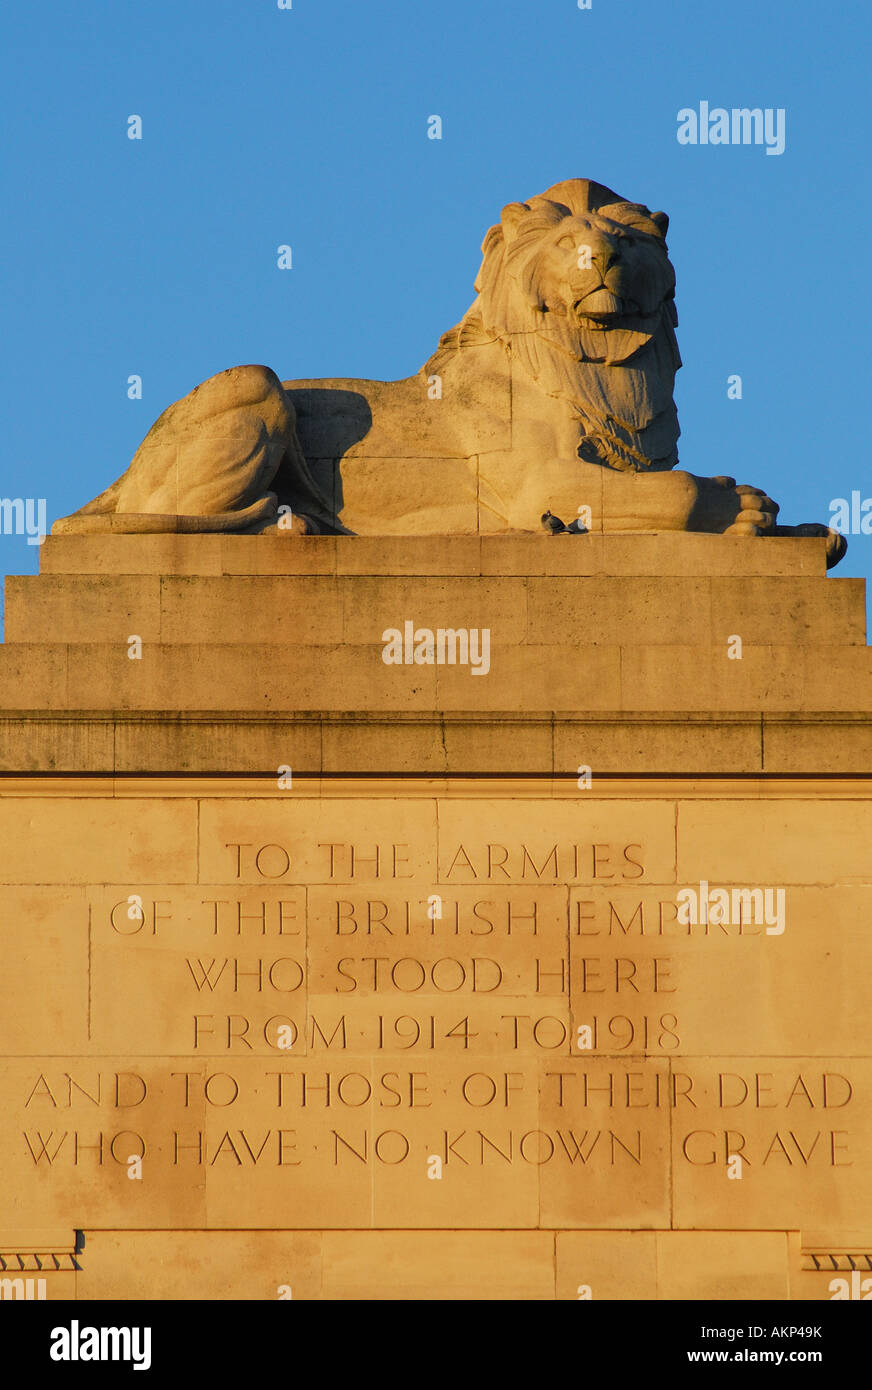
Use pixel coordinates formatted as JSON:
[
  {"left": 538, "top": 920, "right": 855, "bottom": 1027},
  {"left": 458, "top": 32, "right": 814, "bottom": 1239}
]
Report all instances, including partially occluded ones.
[{"left": 556, "top": 235, "right": 577, "bottom": 250}]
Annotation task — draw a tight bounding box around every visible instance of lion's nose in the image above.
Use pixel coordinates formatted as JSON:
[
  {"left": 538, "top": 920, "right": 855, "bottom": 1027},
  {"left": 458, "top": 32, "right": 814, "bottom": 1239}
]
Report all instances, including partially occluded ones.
[{"left": 594, "top": 246, "right": 621, "bottom": 274}]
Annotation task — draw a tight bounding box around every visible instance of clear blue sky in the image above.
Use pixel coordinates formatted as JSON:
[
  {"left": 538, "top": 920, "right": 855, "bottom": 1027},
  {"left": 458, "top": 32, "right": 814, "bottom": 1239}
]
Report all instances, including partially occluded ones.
[{"left": 2, "top": 0, "right": 870, "bottom": 626}]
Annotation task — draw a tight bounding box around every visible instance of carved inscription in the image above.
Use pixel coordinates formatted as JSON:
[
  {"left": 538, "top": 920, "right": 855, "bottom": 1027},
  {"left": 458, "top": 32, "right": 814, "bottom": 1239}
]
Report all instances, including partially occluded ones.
[{"left": 4, "top": 801, "right": 868, "bottom": 1232}]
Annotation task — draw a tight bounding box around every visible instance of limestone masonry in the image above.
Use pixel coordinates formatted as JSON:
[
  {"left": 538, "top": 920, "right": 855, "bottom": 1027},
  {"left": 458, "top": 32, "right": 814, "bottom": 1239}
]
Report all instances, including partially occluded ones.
[{"left": 1, "top": 531, "right": 870, "bottom": 1299}]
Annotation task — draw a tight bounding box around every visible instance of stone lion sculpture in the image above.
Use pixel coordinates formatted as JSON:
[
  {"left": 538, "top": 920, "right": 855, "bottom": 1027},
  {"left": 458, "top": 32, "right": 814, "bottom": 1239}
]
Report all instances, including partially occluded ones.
[{"left": 54, "top": 177, "right": 845, "bottom": 565}]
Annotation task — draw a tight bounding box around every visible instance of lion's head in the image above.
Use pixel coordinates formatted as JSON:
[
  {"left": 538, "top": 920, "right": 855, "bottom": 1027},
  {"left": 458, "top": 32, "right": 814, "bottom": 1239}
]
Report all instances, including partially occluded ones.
[{"left": 426, "top": 178, "right": 683, "bottom": 472}]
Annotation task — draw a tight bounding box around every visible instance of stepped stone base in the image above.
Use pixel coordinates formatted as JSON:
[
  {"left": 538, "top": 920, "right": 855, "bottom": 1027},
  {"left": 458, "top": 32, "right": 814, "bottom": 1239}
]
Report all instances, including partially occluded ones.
[{"left": 1, "top": 533, "right": 870, "bottom": 1299}]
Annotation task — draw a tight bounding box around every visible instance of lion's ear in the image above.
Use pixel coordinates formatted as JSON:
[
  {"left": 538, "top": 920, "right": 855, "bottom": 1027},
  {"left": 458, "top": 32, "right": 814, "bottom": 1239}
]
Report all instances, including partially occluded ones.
[
  {"left": 500, "top": 201, "right": 530, "bottom": 242},
  {"left": 650, "top": 210, "right": 669, "bottom": 237}
]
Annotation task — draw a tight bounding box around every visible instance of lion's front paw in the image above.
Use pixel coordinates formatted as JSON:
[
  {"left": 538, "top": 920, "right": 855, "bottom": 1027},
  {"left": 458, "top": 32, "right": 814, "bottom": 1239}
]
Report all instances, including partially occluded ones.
[
  {"left": 687, "top": 474, "right": 780, "bottom": 535},
  {"left": 774, "top": 522, "right": 848, "bottom": 569}
]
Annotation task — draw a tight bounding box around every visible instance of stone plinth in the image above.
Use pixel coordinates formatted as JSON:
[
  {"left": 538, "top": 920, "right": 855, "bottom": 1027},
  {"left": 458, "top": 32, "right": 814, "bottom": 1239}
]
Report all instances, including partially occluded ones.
[{"left": 1, "top": 533, "right": 870, "bottom": 1300}]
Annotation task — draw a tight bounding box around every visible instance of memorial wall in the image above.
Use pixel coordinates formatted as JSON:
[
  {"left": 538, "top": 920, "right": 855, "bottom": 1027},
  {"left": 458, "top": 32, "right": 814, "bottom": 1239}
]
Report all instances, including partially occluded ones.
[{"left": 1, "top": 530, "right": 870, "bottom": 1299}]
